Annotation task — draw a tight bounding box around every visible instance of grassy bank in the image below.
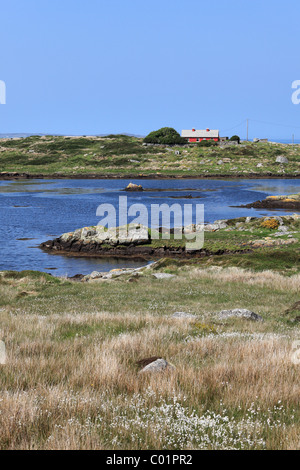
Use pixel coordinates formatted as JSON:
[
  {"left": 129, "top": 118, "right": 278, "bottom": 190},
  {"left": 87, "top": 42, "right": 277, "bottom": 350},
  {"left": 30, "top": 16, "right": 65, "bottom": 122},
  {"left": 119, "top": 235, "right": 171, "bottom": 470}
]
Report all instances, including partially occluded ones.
[
  {"left": 1, "top": 134, "right": 300, "bottom": 177},
  {"left": 0, "top": 264, "right": 299, "bottom": 450}
]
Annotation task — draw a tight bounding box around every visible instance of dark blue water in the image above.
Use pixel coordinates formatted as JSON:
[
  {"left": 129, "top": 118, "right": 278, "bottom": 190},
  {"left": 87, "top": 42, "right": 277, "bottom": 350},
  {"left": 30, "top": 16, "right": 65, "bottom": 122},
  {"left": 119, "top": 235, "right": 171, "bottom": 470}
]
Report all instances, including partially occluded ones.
[{"left": 0, "top": 178, "right": 299, "bottom": 276}]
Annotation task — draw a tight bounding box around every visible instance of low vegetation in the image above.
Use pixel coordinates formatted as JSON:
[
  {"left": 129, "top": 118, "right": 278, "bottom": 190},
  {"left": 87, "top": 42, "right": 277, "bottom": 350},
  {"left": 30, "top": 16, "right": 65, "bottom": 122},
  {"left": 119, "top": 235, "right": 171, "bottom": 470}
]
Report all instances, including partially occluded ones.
[
  {"left": 0, "top": 261, "right": 299, "bottom": 449},
  {"left": 0, "top": 134, "right": 300, "bottom": 177}
]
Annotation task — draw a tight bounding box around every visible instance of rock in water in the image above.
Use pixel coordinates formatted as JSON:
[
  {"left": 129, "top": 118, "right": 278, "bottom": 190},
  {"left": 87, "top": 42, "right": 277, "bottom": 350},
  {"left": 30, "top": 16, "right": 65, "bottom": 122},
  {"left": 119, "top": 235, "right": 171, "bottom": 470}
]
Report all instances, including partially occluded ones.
[
  {"left": 217, "top": 309, "right": 263, "bottom": 321},
  {"left": 125, "top": 182, "right": 143, "bottom": 191}
]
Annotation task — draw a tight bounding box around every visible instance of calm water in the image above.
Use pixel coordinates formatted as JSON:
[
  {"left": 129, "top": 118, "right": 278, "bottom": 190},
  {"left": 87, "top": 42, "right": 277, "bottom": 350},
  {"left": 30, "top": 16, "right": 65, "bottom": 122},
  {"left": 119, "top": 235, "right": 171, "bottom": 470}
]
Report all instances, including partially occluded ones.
[{"left": 0, "top": 178, "right": 300, "bottom": 276}]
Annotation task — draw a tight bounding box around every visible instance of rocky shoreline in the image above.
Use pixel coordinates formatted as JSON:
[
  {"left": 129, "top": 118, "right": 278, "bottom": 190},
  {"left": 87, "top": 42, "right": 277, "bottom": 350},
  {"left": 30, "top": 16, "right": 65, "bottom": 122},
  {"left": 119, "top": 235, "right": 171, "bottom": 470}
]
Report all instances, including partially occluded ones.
[
  {"left": 2, "top": 171, "right": 300, "bottom": 181},
  {"left": 39, "top": 213, "right": 300, "bottom": 262},
  {"left": 40, "top": 235, "right": 244, "bottom": 260},
  {"left": 39, "top": 221, "right": 250, "bottom": 260}
]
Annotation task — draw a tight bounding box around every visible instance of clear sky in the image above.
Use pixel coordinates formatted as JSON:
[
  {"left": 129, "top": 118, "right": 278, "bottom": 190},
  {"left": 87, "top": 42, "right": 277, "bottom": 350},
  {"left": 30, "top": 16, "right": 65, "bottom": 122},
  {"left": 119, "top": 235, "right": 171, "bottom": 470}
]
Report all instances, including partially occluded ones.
[{"left": 0, "top": 0, "right": 300, "bottom": 140}]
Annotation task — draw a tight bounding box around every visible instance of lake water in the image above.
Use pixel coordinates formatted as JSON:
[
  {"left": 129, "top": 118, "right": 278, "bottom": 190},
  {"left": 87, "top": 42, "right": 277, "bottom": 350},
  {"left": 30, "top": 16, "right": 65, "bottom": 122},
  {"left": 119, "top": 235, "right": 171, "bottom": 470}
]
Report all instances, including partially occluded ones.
[{"left": 0, "top": 178, "right": 300, "bottom": 276}]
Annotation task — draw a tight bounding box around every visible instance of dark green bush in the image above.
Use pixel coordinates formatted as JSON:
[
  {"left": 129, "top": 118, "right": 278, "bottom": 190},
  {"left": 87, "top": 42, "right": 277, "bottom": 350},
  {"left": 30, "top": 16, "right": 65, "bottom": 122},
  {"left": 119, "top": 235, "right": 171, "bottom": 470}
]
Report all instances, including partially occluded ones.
[
  {"left": 144, "top": 127, "right": 185, "bottom": 145},
  {"left": 197, "top": 140, "right": 218, "bottom": 147},
  {"left": 230, "top": 135, "right": 240, "bottom": 144}
]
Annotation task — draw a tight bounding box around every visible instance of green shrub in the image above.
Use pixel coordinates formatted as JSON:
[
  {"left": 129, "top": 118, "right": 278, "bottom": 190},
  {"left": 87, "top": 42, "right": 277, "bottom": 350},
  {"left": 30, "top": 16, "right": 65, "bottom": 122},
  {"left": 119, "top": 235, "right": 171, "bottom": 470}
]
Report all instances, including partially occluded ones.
[
  {"left": 230, "top": 135, "right": 240, "bottom": 144},
  {"left": 197, "top": 140, "right": 218, "bottom": 147},
  {"left": 144, "top": 127, "right": 185, "bottom": 145}
]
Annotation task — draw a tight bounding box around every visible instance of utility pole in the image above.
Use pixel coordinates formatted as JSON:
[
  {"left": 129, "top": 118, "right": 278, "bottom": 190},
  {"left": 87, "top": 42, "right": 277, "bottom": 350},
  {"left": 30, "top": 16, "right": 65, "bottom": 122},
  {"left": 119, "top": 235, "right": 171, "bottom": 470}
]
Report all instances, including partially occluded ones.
[
  {"left": 246, "top": 119, "right": 249, "bottom": 141},
  {"left": 292, "top": 134, "right": 294, "bottom": 145}
]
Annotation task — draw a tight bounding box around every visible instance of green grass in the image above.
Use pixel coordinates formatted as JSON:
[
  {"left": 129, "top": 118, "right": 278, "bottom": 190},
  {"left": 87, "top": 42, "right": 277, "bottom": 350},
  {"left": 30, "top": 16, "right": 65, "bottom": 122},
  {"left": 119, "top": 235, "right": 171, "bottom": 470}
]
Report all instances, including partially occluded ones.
[{"left": 1, "top": 135, "right": 300, "bottom": 176}]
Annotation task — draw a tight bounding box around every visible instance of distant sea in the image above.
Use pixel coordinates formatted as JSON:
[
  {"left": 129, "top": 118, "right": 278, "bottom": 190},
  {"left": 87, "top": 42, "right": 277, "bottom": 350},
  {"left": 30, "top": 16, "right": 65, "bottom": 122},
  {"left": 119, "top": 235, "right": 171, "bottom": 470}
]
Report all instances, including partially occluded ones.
[{"left": 269, "top": 139, "right": 300, "bottom": 144}]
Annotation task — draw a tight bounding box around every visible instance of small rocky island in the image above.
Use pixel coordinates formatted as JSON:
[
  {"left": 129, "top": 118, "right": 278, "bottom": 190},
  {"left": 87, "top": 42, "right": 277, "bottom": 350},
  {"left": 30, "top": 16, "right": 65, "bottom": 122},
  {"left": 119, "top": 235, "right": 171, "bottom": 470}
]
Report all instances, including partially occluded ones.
[
  {"left": 239, "top": 193, "right": 300, "bottom": 210},
  {"left": 39, "top": 223, "right": 204, "bottom": 259},
  {"left": 40, "top": 214, "right": 300, "bottom": 260},
  {"left": 124, "top": 182, "right": 143, "bottom": 191}
]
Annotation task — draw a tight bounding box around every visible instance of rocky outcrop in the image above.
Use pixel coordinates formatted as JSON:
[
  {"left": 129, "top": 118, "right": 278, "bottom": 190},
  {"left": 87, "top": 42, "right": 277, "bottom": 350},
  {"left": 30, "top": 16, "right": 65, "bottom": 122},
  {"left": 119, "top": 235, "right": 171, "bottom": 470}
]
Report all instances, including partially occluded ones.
[
  {"left": 39, "top": 220, "right": 239, "bottom": 259},
  {"left": 124, "top": 182, "right": 143, "bottom": 191}
]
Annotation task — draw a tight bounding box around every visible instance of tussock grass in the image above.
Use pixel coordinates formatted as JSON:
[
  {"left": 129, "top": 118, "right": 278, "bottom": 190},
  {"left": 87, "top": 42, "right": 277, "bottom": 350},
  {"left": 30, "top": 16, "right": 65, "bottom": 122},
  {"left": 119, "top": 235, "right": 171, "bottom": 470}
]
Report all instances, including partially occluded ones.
[{"left": 0, "top": 266, "right": 299, "bottom": 449}]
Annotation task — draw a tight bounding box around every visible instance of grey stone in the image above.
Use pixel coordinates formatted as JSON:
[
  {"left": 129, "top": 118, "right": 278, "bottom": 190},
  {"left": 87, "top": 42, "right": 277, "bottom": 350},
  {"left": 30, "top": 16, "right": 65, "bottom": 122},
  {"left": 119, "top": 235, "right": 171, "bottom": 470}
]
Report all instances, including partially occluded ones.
[
  {"left": 73, "top": 228, "right": 83, "bottom": 239},
  {"left": 172, "top": 312, "right": 197, "bottom": 319},
  {"left": 276, "top": 156, "right": 289, "bottom": 164},
  {"left": 152, "top": 273, "right": 176, "bottom": 280},
  {"left": 245, "top": 217, "right": 257, "bottom": 223},
  {"left": 81, "top": 227, "right": 97, "bottom": 238},
  {"left": 213, "top": 219, "right": 229, "bottom": 225},
  {"left": 277, "top": 225, "right": 289, "bottom": 232},
  {"left": 60, "top": 232, "right": 73, "bottom": 242},
  {"left": 89, "top": 271, "right": 103, "bottom": 279},
  {"left": 139, "top": 359, "right": 175, "bottom": 374},
  {"left": 204, "top": 222, "right": 227, "bottom": 231},
  {"left": 217, "top": 309, "right": 263, "bottom": 322},
  {"left": 101, "top": 273, "right": 113, "bottom": 280}
]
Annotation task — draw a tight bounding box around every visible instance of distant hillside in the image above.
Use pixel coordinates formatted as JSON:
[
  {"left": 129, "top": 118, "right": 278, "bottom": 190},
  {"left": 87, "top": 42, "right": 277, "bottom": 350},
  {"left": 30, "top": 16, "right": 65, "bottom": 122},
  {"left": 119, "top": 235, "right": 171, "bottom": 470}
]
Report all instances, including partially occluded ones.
[
  {"left": 0, "top": 133, "right": 145, "bottom": 139},
  {"left": 0, "top": 134, "right": 299, "bottom": 178}
]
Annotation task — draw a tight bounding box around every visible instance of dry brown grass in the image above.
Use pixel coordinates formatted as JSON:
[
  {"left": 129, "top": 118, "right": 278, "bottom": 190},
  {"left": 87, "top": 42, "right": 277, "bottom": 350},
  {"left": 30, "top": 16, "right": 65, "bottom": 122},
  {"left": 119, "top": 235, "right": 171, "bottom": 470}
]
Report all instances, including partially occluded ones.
[{"left": 0, "top": 267, "right": 299, "bottom": 449}]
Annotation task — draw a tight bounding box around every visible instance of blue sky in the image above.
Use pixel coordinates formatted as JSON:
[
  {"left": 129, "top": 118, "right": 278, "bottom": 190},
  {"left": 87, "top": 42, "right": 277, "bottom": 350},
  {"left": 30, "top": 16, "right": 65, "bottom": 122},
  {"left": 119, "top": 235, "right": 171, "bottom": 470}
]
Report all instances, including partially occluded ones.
[{"left": 0, "top": 0, "right": 300, "bottom": 140}]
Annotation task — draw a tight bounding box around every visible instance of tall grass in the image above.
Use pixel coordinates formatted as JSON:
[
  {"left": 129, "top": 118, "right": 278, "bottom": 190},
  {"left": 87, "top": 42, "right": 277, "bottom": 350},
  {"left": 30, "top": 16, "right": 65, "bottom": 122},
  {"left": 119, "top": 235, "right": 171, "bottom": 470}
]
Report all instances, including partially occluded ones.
[{"left": 0, "top": 266, "right": 299, "bottom": 449}]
